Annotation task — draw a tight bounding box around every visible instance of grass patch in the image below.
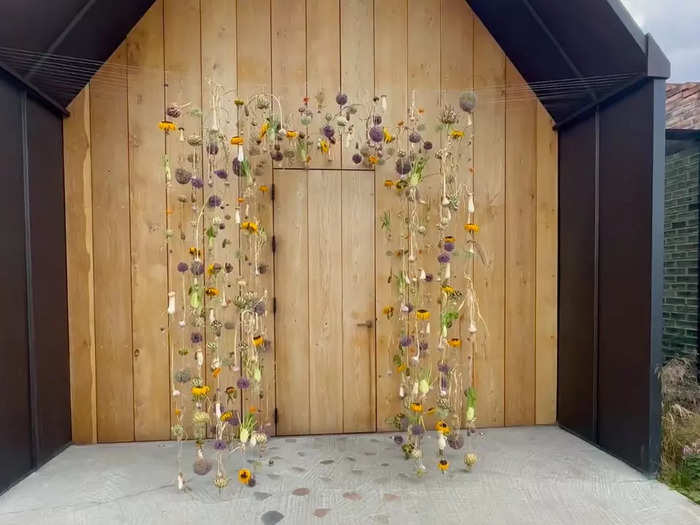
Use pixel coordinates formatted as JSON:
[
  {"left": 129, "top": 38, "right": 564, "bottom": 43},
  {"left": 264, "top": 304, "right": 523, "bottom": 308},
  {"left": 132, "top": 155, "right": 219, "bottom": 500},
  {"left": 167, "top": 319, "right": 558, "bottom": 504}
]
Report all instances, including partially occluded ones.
[{"left": 659, "top": 357, "right": 700, "bottom": 503}]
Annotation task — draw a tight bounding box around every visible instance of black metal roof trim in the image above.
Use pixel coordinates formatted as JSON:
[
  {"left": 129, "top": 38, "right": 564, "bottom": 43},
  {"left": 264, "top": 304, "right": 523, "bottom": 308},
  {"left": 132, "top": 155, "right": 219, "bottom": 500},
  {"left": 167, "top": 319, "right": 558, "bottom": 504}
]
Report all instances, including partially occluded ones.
[{"left": 466, "top": 0, "right": 669, "bottom": 129}]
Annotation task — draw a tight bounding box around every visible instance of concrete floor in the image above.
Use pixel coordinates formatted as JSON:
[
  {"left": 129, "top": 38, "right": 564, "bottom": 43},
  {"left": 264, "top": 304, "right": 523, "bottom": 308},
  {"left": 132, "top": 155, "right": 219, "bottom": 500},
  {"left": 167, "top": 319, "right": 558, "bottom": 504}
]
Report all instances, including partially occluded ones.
[{"left": 0, "top": 426, "right": 697, "bottom": 524}]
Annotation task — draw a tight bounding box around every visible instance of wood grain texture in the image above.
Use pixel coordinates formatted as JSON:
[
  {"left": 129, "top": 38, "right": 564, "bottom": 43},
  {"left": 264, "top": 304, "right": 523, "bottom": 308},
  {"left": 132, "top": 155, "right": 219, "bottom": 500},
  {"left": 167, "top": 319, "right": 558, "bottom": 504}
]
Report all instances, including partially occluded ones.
[
  {"left": 64, "top": 86, "right": 96, "bottom": 445},
  {"left": 307, "top": 0, "right": 341, "bottom": 169},
  {"left": 274, "top": 169, "right": 309, "bottom": 435},
  {"left": 308, "top": 171, "right": 343, "bottom": 433},
  {"left": 164, "top": 0, "right": 203, "bottom": 435},
  {"left": 65, "top": 2, "right": 560, "bottom": 440},
  {"left": 127, "top": 0, "right": 170, "bottom": 441},
  {"left": 536, "top": 103, "right": 558, "bottom": 425},
  {"left": 340, "top": 0, "right": 373, "bottom": 169},
  {"left": 342, "top": 170, "right": 376, "bottom": 432},
  {"left": 91, "top": 45, "right": 135, "bottom": 442},
  {"left": 473, "top": 18, "right": 506, "bottom": 428},
  {"left": 238, "top": 0, "right": 276, "bottom": 433},
  {"left": 505, "top": 60, "right": 537, "bottom": 426},
  {"left": 272, "top": 0, "right": 306, "bottom": 168},
  {"left": 374, "top": 0, "right": 407, "bottom": 431}
]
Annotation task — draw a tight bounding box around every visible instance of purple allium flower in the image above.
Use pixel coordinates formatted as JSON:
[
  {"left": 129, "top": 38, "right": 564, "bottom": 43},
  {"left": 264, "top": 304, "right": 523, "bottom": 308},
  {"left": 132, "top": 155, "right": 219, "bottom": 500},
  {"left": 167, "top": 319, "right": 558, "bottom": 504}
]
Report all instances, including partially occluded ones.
[
  {"left": 175, "top": 167, "right": 192, "bottom": 184},
  {"left": 207, "top": 194, "right": 222, "bottom": 208},
  {"left": 352, "top": 153, "right": 362, "bottom": 164},
  {"left": 232, "top": 158, "right": 241, "bottom": 176},
  {"left": 419, "top": 341, "right": 429, "bottom": 352},
  {"left": 177, "top": 262, "right": 188, "bottom": 272},
  {"left": 322, "top": 124, "right": 335, "bottom": 139},
  {"left": 214, "top": 169, "right": 228, "bottom": 180},
  {"left": 423, "top": 141, "right": 433, "bottom": 151},
  {"left": 440, "top": 375, "right": 448, "bottom": 391},
  {"left": 369, "top": 126, "right": 384, "bottom": 142},
  {"left": 399, "top": 335, "right": 413, "bottom": 348},
  {"left": 444, "top": 242, "right": 455, "bottom": 252},
  {"left": 191, "top": 332, "right": 203, "bottom": 344},
  {"left": 191, "top": 177, "right": 204, "bottom": 189},
  {"left": 237, "top": 376, "right": 250, "bottom": 390},
  {"left": 213, "top": 439, "right": 227, "bottom": 451},
  {"left": 410, "top": 424, "right": 424, "bottom": 436},
  {"left": 254, "top": 302, "right": 266, "bottom": 316},
  {"left": 393, "top": 435, "right": 404, "bottom": 445},
  {"left": 408, "top": 131, "right": 421, "bottom": 143},
  {"left": 437, "top": 361, "right": 450, "bottom": 374},
  {"left": 395, "top": 158, "right": 411, "bottom": 175},
  {"left": 231, "top": 412, "right": 240, "bottom": 426},
  {"left": 437, "top": 252, "right": 450, "bottom": 264},
  {"left": 373, "top": 115, "right": 382, "bottom": 125},
  {"left": 271, "top": 150, "right": 284, "bottom": 162},
  {"left": 190, "top": 261, "right": 204, "bottom": 275},
  {"left": 207, "top": 142, "right": 219, "bottom": 155},
  {"left": 336, "top": 93, "right": 348, "bottom": 105},
  {"left": 424, "top": 273, "right": 434, "bottom": 282}
]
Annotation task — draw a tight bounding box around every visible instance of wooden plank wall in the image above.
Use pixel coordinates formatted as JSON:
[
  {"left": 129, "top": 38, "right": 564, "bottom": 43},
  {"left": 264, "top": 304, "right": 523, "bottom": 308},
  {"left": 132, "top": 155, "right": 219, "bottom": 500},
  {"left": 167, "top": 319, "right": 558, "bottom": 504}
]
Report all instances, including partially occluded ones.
[{"left": 64, "top": 0, "right": 558, "bottom": 442}]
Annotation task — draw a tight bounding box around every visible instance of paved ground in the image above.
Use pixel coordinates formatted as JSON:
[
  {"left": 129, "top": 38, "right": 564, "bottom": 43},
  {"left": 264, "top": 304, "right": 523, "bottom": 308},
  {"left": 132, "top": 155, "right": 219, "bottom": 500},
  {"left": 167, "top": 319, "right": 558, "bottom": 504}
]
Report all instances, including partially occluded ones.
[{"left": 0, "top": 426, "right": 697, "bottom": 524}]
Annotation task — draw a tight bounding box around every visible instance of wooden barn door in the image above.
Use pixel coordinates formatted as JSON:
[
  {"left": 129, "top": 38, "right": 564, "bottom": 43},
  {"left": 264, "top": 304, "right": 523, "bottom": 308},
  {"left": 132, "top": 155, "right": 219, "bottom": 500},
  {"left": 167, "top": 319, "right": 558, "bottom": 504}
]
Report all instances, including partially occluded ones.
[{"left": 274, "top": 169, "right": 376, "bottom": 435}]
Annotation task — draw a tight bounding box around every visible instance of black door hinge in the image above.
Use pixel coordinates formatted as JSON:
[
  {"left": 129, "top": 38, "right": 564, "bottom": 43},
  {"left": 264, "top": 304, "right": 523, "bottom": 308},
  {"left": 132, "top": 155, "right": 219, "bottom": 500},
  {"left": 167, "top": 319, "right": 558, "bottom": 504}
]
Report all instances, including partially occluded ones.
[
  {"left": 271, "top": 183, "right": 275, "bottom": 201},
  {"left": 274, "top": 408, "right": 278, "bottom": 424},
  {"left": 273, "top": 297, "right": 277, "bottom": 314},
  {"left": 271, "top": 235, "right": 276, "bottom": 253}
]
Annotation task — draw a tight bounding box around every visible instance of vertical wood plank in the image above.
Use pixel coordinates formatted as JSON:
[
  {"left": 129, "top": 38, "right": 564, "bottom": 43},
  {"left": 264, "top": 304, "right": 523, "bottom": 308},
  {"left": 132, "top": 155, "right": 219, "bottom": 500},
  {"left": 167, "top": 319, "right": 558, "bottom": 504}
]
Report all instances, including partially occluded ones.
[
  {"left": 201, "top": 0, "right": 240, "bottom": 426},
  {"left": 536, "top": 103, "right": 558, "bottom": 425},
  {"left": 473, "top": 19, "right": 505, "bottom": 427},
  {"left": 440, "top": 0, "right": 473, "bottom": 418},
  {"left": 127, "top": 0, "right": 169, "bottom": 441},
  {"left": 164, "top": 0, "right": 203, "bottom": 435},
  {"left": 308, "top": 170, "right": 343, "bottom": 433},
  {"left": 340, "top": 0, "right": 373, "bottom": 169},
  {"left": 342, "top": 170, "right": 376, "bottom": 432},
  {"left": 407, "top": 0, "right": 441, "bottom": 427},
  {"left": 505, "top": 60, "right": 537, "bottom": 426},
  {"left": 307, "top": 0, "right": 341, "bottom": 169},
  {"left": 274, "top": 169, "right": 309, "bottom": 435},
  {"left": 238, "top": 0, "right": 276, "bottom": 433},
  {"left": 64, "top": 86, "right": 96, "bottom": 444},
  {"left": 272, "top": 0, "right": 306, "bottom": 168},
  {"left": 374, "top": 0, "right": 407, "bottom": 431},
  {"left": 91, "top": 45, "right": 135, "bottom": 442}
]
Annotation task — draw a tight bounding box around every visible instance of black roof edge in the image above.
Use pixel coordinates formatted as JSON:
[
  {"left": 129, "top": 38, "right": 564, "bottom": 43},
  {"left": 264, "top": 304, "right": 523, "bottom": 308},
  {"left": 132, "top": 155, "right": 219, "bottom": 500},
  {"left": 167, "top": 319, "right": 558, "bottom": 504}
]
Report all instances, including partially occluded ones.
[
  {"left": 0, "top": 62, "right": 69, "bottom": 117},
  {"left": 606, "top": 0, "right": 647, "bottom": 51},
  {"left": 554, "top": 33, "right": 670, "bottom": 131}
]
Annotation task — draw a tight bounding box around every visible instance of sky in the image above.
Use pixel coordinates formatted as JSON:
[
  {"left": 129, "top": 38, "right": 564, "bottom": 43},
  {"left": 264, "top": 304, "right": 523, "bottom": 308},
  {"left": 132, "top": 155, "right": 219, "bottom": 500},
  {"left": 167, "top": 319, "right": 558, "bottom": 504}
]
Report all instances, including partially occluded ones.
[{"left": 621, "top": 0, "right": 700, "bottom": 82}]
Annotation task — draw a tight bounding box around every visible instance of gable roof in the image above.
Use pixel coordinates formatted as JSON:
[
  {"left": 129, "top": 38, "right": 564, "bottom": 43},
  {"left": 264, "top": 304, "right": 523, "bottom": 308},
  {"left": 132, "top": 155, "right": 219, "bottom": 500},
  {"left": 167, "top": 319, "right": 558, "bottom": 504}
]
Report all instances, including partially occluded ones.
[{"left": 0, "top": 0, "right": 669, "bottom": 122}]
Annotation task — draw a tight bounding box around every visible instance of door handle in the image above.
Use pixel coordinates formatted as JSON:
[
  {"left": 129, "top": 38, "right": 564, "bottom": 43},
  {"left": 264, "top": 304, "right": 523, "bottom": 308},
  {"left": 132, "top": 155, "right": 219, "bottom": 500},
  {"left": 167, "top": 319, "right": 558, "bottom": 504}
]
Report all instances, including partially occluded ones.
[{"left": 356, "top": 320, "right": 373, "bottom": 328}]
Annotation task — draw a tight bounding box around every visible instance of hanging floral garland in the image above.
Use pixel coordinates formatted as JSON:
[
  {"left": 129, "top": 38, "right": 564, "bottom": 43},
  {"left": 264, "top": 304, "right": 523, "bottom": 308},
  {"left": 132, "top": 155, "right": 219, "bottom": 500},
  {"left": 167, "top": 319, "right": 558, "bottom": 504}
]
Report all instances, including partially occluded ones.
[
  {"left": 380, "top": 89, "right": 486, "bottom": 476},
  {"left": 158, "top": 83, "right": 484, "bottom": 491},
  {"left": 159, "top": 85, "right": 384, "bottom": 492}
]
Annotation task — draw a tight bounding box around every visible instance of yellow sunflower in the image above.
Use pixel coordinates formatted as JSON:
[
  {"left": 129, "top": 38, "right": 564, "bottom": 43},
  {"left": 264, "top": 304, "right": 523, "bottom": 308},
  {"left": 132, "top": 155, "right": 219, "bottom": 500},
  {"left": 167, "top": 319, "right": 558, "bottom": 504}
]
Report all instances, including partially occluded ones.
[{"left": 238, "top": 468, "right": 251, "bottom": 484}]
